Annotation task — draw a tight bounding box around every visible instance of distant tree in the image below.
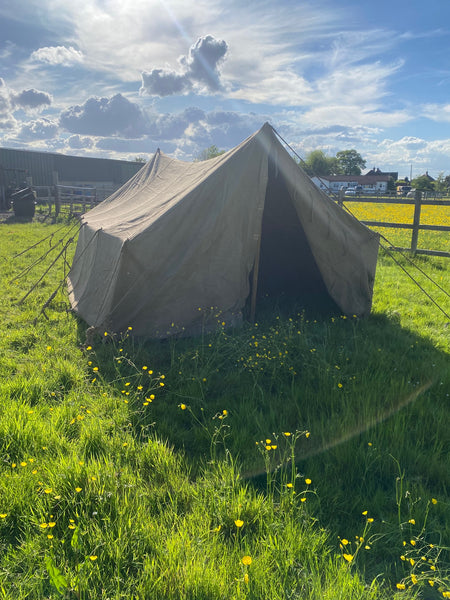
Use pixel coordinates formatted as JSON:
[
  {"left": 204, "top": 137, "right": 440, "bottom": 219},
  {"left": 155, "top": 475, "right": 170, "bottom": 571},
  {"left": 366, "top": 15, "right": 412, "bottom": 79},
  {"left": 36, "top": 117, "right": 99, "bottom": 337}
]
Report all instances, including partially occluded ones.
[
  {"left": 134, "top": 156, "right": 146, "bottom": 163},
  {"left": 434, "top": 172, "right": 447, "bottom": 194},
  {"left": 302, "top": 150, "right": 338, "bottom": 177},
  {"left": 387, "top": 177, "right": 396, "bottom": 191},
  {"left": 411, "top": 175, "right": 435, "bottom": 192},
  {"left": 195, "top": 145, "right": 226, "bottom": 161},
  {"left": 444, "top": 175, "right": 450, "bottom": 192},
  {"left": 335, "top": 149, "right": 366, "bottom": 175}
]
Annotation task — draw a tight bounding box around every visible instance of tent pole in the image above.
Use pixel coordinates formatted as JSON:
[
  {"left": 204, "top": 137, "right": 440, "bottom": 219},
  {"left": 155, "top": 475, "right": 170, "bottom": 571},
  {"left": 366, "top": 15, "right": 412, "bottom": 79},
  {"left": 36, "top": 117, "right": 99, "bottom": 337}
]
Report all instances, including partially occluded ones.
[{"left": 250, "top": 233, "right": 262, "bottom": 323}]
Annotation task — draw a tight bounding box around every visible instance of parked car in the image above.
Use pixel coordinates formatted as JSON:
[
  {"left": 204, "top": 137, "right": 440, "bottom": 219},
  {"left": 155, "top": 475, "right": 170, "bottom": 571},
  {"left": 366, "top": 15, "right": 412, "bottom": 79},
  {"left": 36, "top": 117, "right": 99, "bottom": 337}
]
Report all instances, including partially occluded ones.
[
  {"left": 406, "top": 189, "right": 416, "bottom": 198},
  {"left": 344, "top": 185, "right": 363, "bottom": 196},
  {"left": 397, "top": 185, "right": 411, "bottom": 196}
]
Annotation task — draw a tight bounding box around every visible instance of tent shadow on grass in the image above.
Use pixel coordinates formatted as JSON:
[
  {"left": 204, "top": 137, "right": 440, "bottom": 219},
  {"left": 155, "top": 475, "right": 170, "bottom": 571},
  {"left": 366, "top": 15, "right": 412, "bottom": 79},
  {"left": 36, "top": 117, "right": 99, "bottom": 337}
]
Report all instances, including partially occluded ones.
[
  {"left": 82, "top": 307, "right": 449, "bottom": 489},
  {"left": 81, "top": 306, "right": 450, "bottom": 582}
]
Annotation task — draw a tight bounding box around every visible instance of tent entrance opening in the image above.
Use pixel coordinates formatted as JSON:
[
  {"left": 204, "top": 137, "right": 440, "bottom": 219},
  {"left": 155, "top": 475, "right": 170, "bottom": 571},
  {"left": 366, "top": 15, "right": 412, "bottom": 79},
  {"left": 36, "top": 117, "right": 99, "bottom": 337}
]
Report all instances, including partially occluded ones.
[{"left": 250, "top": 160, "right": 336, "bottom": 315}]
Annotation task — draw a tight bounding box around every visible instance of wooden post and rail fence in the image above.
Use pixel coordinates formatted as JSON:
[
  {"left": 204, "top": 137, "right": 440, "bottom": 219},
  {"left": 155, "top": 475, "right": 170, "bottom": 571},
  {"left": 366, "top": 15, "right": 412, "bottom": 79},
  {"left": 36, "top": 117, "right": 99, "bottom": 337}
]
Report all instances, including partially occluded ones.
[
  {"left": 5, "top": 182, "right": 449, "bottom": 258},
  {"left": 33, "top": 184, "right": 116, "bottom": 219},
  {"left": 337, "top": 190, "right": 450, "bottom": 258}
]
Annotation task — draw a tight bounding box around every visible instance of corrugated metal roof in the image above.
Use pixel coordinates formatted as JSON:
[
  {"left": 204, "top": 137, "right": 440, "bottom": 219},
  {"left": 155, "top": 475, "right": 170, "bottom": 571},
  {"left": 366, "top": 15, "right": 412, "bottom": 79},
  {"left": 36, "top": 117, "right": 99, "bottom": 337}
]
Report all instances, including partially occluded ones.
[{"left": 0, "top": 147, "right": 143, "bottom": 187}]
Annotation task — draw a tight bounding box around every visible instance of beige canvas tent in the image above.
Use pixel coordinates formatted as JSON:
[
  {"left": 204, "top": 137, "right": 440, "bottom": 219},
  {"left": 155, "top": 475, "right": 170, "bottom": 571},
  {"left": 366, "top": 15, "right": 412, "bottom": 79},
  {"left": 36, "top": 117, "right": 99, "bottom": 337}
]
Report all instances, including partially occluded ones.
[{"left": 67, "top": 123, "right": 379, "bottom": 337}]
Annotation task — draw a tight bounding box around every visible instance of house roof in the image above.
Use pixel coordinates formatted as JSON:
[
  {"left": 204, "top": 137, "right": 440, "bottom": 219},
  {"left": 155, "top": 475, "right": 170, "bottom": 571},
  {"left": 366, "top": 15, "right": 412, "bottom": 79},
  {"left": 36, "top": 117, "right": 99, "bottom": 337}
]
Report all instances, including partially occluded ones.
[
  {"left": 320, "top": 175, "right": 391, "bottom": 184},
  {"left": 366, "top": 168, "right": 398, "bottom": 180}
]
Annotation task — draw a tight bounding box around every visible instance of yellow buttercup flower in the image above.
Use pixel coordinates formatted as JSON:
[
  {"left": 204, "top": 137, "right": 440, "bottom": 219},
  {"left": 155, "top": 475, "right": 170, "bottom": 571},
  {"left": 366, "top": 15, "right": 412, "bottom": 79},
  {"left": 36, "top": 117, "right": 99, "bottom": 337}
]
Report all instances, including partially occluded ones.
[
  {"left": 343, "top": 554, "right": 353, "bottom": 562},
  {"left": 234, "top": 519, "right": 244, "bottom": 528},
  {"left": 241, "top": 555, "right": 252, "bottom": 566},
  {"left": 305, "top": 478, "right": 312, "bottom": 485}
]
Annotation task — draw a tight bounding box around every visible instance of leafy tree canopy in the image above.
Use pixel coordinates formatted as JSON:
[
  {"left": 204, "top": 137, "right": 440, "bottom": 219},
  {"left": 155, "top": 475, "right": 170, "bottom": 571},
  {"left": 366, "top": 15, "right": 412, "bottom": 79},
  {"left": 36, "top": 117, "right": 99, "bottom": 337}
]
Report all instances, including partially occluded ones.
[
  {"left": 411, "top": 175, "right": 435, "bottom": 191},
  {"left": 300, "top": 148, "right": 366, "bottom": 177},
  {"left": 302, "top": 150, "right": 338, "bottom": 177},
  {"left": 434, "top": 172, "right": 447, "bottom": 193},
  {"left": 335, "top": 149, "right": 366, "bottom": 175},
  {"left": 195, "top": 145, "right": 226, "bottom": 161}
]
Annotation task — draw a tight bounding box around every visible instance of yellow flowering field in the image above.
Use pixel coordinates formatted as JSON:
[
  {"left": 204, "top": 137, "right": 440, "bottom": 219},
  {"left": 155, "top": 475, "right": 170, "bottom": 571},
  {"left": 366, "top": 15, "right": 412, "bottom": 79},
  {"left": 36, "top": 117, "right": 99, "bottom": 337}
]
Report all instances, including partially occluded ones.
[
  {"left": 344, "top": 201, "right": 450, "bottom": 251},
  {"left": 344, "top": 201, "right": 450, "bottom": 226}
]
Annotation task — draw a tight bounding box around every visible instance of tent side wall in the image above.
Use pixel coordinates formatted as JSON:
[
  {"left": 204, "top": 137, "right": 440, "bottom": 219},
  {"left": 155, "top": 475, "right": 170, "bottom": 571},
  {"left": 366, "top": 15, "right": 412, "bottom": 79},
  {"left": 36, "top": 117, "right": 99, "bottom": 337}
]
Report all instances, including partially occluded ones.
[{"left": 67, "top": 227, "right": 124, "bottom": 328}]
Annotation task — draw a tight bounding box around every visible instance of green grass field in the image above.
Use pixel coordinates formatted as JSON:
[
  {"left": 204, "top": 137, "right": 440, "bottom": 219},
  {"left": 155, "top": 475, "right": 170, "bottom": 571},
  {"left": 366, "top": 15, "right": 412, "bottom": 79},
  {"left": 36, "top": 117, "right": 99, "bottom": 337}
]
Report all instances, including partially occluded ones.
[{"left": 0, "top": 219, "right": 449, "bottom": 599}]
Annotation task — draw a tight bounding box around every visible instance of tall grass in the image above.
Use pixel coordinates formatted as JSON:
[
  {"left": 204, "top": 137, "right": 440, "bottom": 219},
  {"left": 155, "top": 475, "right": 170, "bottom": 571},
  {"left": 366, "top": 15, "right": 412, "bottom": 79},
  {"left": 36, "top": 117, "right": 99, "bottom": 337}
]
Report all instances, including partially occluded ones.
[{"left": 0, "top": 219, "right": 448, "bottom": 599}]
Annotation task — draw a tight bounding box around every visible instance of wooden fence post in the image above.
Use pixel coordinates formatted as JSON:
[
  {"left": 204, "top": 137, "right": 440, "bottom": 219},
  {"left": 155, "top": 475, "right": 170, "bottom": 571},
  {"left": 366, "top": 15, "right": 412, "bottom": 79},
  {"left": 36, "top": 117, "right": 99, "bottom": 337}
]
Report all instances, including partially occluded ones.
[
  {"left": 52, "top": 171, "right": 60, "bottom": 218},
  {"left": 410, "top": 189, "right": 422, "bottom": 254}
]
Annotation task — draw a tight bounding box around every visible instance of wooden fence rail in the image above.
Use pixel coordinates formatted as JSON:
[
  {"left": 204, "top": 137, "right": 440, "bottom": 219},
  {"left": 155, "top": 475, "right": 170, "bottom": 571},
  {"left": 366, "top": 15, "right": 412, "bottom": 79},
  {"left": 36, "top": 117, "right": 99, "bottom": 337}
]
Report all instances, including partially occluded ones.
[
  {"left": 34, "top": 184, "right": 116, "bottom": 219},
  {"left": 337, "top": 191, "right": 450, "bottom": 258}
]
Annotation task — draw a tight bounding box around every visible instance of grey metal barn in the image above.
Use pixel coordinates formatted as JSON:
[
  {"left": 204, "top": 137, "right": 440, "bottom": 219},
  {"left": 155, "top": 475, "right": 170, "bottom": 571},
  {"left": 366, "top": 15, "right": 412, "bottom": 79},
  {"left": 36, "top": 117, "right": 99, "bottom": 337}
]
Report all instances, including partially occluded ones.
[{"left": 0, "top": 147, "right": 143, "bottom": 209}]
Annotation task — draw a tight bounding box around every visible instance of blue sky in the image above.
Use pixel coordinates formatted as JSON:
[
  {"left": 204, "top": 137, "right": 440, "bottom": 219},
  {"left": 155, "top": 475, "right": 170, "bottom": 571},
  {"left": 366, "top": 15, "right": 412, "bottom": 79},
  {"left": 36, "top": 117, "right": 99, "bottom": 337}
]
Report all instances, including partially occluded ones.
[{"left": 1, "top": 0, "right": 450, "bottom": 178}]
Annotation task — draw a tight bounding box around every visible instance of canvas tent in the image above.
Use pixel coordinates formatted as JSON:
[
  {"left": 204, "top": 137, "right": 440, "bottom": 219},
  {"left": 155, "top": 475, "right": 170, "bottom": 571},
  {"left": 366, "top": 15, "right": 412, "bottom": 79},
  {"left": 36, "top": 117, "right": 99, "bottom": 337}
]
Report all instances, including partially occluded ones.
[{"left": 67, "top": 123, "right": 379, "bottom": 337}]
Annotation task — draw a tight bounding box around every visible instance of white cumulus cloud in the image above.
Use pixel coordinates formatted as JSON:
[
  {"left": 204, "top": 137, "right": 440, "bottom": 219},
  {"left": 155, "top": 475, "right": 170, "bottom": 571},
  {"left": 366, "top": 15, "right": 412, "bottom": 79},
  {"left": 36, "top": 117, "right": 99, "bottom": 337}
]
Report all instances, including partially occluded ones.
[
  {"left": 31, "top": 46, "right": 84, "bottom": 66},
  {"left": 141, "top": 35, "right": 228, "bottom": 97}
]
